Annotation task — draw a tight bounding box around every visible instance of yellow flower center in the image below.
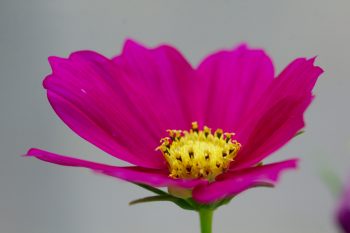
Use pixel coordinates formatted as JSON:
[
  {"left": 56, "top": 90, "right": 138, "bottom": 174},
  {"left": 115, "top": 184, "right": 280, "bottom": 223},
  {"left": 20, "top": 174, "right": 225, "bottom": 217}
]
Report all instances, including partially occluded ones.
[{"left": 157, "top": 122, "right": 241, "bottom": 181}]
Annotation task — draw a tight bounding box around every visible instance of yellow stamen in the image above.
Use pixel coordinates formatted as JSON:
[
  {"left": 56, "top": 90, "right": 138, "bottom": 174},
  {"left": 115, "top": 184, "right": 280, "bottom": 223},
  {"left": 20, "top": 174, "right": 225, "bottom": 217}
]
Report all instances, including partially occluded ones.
[{"left": 157, "top": 122, "right": 241, "bottom": 181}]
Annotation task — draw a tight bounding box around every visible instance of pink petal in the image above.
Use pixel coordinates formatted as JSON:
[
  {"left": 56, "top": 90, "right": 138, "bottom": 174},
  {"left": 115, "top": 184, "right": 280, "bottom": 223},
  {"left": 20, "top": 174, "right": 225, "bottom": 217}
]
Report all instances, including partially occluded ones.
[
  {"left": 26, "top": 148, "right": 206, "bottom": 189},
  {"left": 196, "top": 44, "right": 274, "bottom": 130},
  {"left": 232, "top": 58, "right": 323, "bottom": 169},
  {"left": 113, "top": 39, "right": 201, "bottom": 126},
  {"left": 192, "top": 159, "right": 298, "bottom": 204},
  {"left": 44, "top": 39, "right": 196, "bottom": 168}
]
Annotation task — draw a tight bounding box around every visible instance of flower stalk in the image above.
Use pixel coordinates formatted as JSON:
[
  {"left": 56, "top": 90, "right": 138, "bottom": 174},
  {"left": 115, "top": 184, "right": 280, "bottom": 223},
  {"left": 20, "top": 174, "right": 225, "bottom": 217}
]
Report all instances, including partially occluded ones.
[{"left": 199, "top": 208, "right": 213, "bottom": 233}]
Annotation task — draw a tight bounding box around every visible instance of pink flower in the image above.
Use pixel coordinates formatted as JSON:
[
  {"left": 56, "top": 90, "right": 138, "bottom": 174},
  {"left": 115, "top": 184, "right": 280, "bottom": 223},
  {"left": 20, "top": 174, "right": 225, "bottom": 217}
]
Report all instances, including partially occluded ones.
[
  {"left": 337, "top": 177, "right": 350, "bottom": 233},
  {"left": 26, "top": 40, "right": 323, "bottom": 204}
]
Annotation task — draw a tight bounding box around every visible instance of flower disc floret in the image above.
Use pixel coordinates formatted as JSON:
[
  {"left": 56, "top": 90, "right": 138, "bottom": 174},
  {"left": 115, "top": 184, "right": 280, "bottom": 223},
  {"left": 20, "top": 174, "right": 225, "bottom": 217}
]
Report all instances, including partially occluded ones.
[{"left": 158, "top": 122, "right": 241, "bottom": 181}]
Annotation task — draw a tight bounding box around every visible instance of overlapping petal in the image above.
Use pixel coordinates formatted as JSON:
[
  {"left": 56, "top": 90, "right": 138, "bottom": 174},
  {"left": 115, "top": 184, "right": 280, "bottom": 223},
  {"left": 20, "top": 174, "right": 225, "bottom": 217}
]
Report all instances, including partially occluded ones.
[
  {"left": 114, "top": 40, "right": 201, "bottom": 125},
  {"left": 192, "top": 159, "right": 298, "bottom": 203},
  {"left": 196, "top": 44, "right": 275, "bottom": 130},
  {"left": 44, "top": 40, "right": 196, "bottom": 169},
  {"left": 231, "top": 58, "right": 323, "bottom": 169},
  {"left": 26, "top": 148, "right": 207, "bottom": 188},
  {"left": 195, "top": 45, "right": 322, "bottom": 170}
]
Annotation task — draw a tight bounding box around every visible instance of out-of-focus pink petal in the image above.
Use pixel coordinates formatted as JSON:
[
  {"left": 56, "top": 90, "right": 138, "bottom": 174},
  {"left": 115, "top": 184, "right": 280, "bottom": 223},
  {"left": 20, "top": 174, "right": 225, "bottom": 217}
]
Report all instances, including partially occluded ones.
[
  {"left": 44, "top": 40, "right": 196, "bottom": 169},
  {"left": 337, "top": 177, "right": 350, "bottom": 233},
  {"left": 26, "top": 148, "right": 207, "bottom": 189},
  {"left": 196, "top": 44, "right": 274, "bottom": 130},
  {"left": 232, "top": 58, "right": 323, "bottom": 169},
  {"left": 192, "top": 159, "right": 298, "bottom": 204}
]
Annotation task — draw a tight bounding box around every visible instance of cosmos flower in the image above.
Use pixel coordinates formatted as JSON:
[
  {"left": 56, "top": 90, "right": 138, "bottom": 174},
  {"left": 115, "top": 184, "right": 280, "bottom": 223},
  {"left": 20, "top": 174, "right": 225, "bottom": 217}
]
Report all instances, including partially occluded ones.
[
  {"left": 337, "top": 177, "right": 350, "bottom": 233},
  {"left": 26, "top": 40, "right": 322, "bottom": 206}
]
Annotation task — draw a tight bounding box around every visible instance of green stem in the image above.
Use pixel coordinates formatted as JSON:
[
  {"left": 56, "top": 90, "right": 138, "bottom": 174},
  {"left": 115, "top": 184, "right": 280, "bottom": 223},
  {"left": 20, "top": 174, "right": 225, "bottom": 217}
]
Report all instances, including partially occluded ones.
[{"left": 199, "top": 208, "right": 213, "bottom": 233}]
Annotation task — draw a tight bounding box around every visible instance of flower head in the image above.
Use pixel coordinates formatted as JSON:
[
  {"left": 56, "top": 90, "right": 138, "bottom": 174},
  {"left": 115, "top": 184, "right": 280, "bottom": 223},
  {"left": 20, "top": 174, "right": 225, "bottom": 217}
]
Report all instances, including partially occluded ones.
[
  {"left": 26, "top": 40, "right": 323, "bottom": 204},
  {"left": 337, "top": 177, "right": 350, "bottom": 233}
]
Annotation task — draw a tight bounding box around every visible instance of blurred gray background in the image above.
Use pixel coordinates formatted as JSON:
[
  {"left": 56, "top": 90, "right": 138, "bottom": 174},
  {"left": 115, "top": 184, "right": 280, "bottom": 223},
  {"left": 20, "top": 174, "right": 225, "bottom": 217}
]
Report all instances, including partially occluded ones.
[{"left": 1, "top": 0, "right": 350, "bottom": 232}]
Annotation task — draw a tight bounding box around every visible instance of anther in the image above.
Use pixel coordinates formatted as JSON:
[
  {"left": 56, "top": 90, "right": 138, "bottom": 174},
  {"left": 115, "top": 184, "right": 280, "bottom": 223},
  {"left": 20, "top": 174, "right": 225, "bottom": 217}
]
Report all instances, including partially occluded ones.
[
  {"left": 192, "top": 122, "right": 199, "bottom": 133},
  {"left": 204, "top": 126, "right": 211, "bottom": 137},
  {"left": 175, "top": 130, "right": 181, "bottom": 140},
  {"left": 225, "top": 133, "right": 232, "bottom": 143},
  {"left": 188, "top": 150, "right": 194, "bottom": 158},
  {"left": 168, "top": 130, "right": 176, "bottom": 141},
  {"left": 163, "top": 140, "right": 170, "bottom": 148},
  {"left": 162, "top": 149, "right": 169, "bottom": 155},
  {"left": 215, "top": 128, "right": 223, "bottom": 138}
]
